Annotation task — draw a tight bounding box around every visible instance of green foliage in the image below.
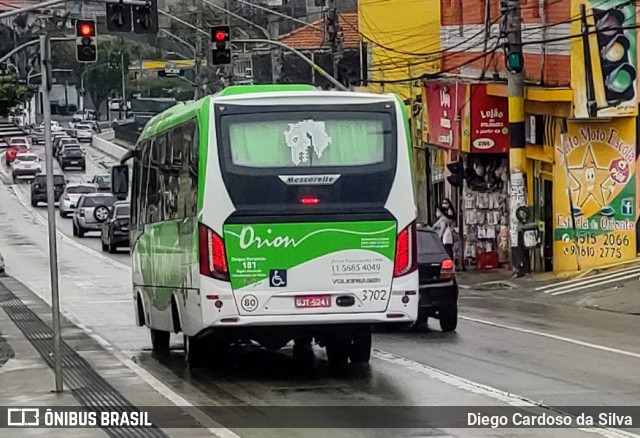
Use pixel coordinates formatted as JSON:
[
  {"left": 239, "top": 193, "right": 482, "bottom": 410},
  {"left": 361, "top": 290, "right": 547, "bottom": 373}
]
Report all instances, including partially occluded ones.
[
  {"left": 0, "top": 75, "right": 33, "bottom": 117},
  {"left": 132, "top": 75, "right": 193, "bottom": 101}
]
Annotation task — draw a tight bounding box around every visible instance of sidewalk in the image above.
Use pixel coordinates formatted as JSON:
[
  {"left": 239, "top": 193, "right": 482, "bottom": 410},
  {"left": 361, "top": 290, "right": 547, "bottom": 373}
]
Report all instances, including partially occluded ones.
[{"left": 0, "top": 275, "right": 210, "bottom": 437}]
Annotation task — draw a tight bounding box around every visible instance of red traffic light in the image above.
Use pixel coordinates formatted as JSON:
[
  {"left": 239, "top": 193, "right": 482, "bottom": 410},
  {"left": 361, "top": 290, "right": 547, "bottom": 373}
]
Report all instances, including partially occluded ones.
[
  {"left": 211, "top": 26, "right": 230, "bottom": 43},
  {"left": 76, "top": 20, "right": 96, "bottom": 37},
  {"left": 214, "top": 30, "right": 226, "bottom": 42}
]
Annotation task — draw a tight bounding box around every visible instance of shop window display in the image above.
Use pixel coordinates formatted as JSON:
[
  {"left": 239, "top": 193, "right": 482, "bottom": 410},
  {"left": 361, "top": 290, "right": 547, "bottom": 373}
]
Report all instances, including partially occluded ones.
[{"left": 462, "top": 156, "right": 510, "bottom": 269}]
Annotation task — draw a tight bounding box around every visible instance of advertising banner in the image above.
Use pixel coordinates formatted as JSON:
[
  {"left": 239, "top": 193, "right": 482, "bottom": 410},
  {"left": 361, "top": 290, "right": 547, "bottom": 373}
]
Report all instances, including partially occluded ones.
[
  {"left": 423, "top": 81, "right": 466, "bottom": 149},
  {"left": 571, "top": 0, "right": 638, "bottom": 118},
  {"left": 553, "top": 119, "right": 636, "bottom": 272},
  {"left": 469, "top": 84, "right": 509, "bottom": 153}
]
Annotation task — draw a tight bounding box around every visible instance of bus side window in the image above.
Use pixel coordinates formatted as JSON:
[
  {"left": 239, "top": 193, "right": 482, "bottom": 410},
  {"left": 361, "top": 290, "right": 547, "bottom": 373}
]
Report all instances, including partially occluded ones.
[
  {"left": 138, "top": 141, "right": 151, "bottom": 229},
  {"left": 185, "top": 121, "right": 198, "bottom": 217}
]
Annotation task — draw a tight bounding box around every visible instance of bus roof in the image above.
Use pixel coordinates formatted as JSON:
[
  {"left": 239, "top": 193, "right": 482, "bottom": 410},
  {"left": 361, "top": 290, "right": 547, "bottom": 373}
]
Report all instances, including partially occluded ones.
[{"left": 139, "top": 85, "right": 400, "bottom": 141}]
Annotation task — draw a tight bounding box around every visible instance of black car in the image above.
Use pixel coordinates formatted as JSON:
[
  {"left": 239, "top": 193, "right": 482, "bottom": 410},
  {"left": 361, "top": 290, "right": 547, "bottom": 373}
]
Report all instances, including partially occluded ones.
[
  {"left": 417, "top": 226, "right": 459, "bottom": 332},
  {"left": 89, "top": 174, "right": 111, "bottom": 192},
  {"left": 58, "top": 145, "right": 86, "bottom": 170},
  {"left": 30, "top": 174, "right": 66, "bottom": 207},
  {"left": 101, "top": 202, "right": 130, "bottom": 253}
]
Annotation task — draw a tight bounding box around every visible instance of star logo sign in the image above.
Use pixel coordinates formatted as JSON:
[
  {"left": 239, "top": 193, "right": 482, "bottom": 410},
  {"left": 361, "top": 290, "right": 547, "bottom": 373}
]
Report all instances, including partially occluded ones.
[{"left": 567, "top": 143, "right": 617, "bottom": 210}]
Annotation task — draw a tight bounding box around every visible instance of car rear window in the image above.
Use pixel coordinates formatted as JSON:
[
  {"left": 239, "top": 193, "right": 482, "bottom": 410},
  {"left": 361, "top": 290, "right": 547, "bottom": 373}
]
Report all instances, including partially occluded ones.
[
  {"left": 67, "top": 186, "right": 96, "bottom": 194},
  {"left": 64, "top": 148, "right": 82, "bottom": 156},
  {"left": 82, "top": 196, "right": 115, "bottom": 207},
  {"left": 17, "top": 155, "right": 37, "bottom": 162},
  {"left": 53, "top": 176, "right": 65, "bottom": 185},
  {"left": 115, "top": 206, "right": 130, "bottom": 217},
  {"left": 418, "top": 231, "right": 446, "bottom": 255},
  {"left": 95, "top": 175, "right": 110, "bottom": 184}
]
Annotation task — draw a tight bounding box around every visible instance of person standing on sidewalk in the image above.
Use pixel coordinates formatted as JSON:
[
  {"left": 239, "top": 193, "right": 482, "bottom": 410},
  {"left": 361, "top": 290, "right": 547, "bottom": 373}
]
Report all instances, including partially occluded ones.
[{"left": 434, "top": 205, "right": 455, "bottom": 259}]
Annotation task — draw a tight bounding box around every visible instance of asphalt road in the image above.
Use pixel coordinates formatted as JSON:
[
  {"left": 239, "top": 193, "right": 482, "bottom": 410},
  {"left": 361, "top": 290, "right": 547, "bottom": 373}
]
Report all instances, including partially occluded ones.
[{"left": 0, "top": 139, "right": 639, "bottom": 437}]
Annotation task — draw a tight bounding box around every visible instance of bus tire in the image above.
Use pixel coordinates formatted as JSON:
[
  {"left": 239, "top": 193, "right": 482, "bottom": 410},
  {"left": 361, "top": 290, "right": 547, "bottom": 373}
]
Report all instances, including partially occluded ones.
[
  {"left": 326, "top": 339, "right": 349, "bottom": 366},
  {"left": 150, "top": 328, "right": 170, "bottom": 353},
  {"left": 349, "top": 328, "right": 372, "bottom": 364},
  {"left": 184, "top": 335, "right": 206, "bottom": 368}
]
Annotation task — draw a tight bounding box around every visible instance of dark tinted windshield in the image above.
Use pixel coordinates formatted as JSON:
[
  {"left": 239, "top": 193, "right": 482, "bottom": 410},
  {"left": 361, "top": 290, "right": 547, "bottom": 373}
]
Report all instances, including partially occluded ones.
[
  {"left": 418, "top": 231, "right": 446, "bottom": 255},
  {"left": 115, "top": 205, "right": 130, "bottom": 217},
  {"left": 64, "top": 148, "right": 82, "bottom": 156},
  {"left": 82, "top": 196, "right": 115, "bottom": 207},
  {"left": 53, "top": 175, "right": 65, "bottom": 185},
  {"left": 67, "top": 186, "right": 96, "bottom": 194}
]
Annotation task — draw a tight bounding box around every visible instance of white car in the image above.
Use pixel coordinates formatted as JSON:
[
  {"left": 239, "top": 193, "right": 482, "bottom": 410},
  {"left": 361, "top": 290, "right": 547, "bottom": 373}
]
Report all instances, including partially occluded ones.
[
  {"left": 59, "top": 183, "right": 97, "bottom": 218},
  {"left": 10, "top": 153, "right": 41, "bottom": 181},
  {"left": 74, "top": 124, "right": 94, "bottom": 142}
]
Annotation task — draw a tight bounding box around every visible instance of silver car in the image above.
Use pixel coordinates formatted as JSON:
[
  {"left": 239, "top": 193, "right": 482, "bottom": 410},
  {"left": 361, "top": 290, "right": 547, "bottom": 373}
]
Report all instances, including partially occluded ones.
[
  {"left": 72, "top": 193, "right": 116, "bottom": 237},
  {"left": 75, "top": 124, "right": 94, "bottom": 142},
  {"left": 59, "top": 184, "right": 97, "bottom": 218}
]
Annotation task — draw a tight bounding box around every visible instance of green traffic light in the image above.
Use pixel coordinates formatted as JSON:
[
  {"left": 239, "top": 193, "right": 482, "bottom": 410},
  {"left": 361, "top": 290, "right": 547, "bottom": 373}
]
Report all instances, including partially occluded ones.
[{"left": 507, "top": 52, "right": 524, "bottom": 73}]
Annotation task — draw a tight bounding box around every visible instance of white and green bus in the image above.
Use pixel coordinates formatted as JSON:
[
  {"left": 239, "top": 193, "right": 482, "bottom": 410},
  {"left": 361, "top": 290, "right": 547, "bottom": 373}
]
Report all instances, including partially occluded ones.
[{"left": 112, "top": 84, "right": 419, "bottom": 367}]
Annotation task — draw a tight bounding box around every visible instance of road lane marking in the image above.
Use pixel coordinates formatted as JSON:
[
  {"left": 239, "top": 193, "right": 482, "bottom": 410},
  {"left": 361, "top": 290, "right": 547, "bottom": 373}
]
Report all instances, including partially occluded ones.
[
  {"left": 460, "top": 315, "right": 640, "bottom": 360},
  {"left": 550, "top": 273, "right": 640, "bottom": 296},
  {"left": 540, "top": 270, "right": 640, "bottom": 295},
  {"left": 535, "top": 267, "right": 640, "bottom": 292},
  {"left": 374, "top": 349, "right": 640, "bottom": 438}
]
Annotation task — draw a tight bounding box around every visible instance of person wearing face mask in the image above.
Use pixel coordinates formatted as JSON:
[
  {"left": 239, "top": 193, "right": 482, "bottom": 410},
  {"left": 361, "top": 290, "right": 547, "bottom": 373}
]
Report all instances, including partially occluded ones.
[{"left": 434, "top": 206, "right": 454, "bottom": 258}]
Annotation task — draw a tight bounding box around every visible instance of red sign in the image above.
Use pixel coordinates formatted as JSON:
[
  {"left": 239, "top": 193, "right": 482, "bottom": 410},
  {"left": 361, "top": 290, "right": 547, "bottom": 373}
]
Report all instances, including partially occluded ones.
[
  {"left": 469, "top": 84, "right": 509, "bottom": 153},
  {"left": 424, "top": 81, "right": 466, "bottom": 149}
]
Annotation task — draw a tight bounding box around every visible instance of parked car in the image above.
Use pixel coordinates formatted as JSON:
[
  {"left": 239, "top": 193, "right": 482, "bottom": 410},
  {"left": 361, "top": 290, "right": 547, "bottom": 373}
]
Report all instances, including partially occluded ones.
[
  {"left": 101, "top": 201, "right": 130, "bottom": 253},
  {"left": 59, "top": 183, "right": 97, "bottom": 218},
  {"left": 30, "top": 127, "right": 45, "bottom": 145},
  {"left": 74, "top": 124, "right": 94, "bottom": 142},
  {"left": 89, "top": 173, "right": 111, "bottom": 192},
  {"left": 416, "top": 226, "right": 459, "bottom": 332},
  {"left": 58, "top": 145, "right": 86, "bottom": 170},
  {"left": 72, "top": 193, "right": 116, "bottom": 237},
  {"left": 5, "top": 137, "right": 30, "bottom": 166},
  {"left": 30, "top": 173, "right": 66, "bottom": 207},
  {"left": 53, "top": 136, "right": 75, "bottom": 155},
  {"left": 10, "top": 153, "right": 41, "bottom": 181}
]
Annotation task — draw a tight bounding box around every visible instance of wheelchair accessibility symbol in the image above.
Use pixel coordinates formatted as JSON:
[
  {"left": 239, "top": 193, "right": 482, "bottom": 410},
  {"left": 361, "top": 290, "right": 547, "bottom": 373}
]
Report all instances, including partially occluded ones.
[{"left": 269, "top": 269, "right": 287, "bottom": 287}]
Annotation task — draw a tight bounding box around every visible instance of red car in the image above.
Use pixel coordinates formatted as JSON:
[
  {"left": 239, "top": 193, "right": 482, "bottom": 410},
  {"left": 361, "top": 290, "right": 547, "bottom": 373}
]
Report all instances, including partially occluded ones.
[{"left": 5, "top": 137, "right": 30, "bottom": 166}]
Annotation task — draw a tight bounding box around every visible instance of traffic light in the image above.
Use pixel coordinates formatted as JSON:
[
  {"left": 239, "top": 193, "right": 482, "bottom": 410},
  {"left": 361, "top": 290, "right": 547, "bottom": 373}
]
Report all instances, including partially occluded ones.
[
  {"left": 210, "top": 25, "right": 231, "bottom": 65},
  {"left": 133, "top": 0, "right": 158, "bottom": 34},
  {"left": 107, "top": 3, "right": 133, "bottom": 32},
  {"left": 505, "top": 44, "right": 524, "bottom": 74},
  {"left": 76, "top": 20, "right": 97, "bottom": 63},
  {"left": 446, "top": 160, "right": 465, "bottom": 187}
]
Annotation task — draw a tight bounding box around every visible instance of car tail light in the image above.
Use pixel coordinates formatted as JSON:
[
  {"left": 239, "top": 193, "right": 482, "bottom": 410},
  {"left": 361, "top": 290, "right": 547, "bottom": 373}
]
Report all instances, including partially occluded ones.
[
  {"left": 440, "top": 259, "right": 455, "bottom": 279},
  {"left": 79, "top": 209, "right": 85, "bottom": 217},
  {"left": 393, "top": 221, "right": 417, "bottom": 277},
  {"left": 198, "top": 223, "right": 229, "bottom": 281}
]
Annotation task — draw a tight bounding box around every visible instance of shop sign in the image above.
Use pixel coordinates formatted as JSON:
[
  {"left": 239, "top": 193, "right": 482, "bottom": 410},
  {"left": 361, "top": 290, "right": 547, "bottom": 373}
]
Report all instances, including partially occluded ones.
[
  {"left": 469, "top": 84, "right": 509, "bottom": 153},
  {"left": 553, "top": 118, "right": 636, "bottom": 272},
  {"left": 570, "top": 0, "right": 638, "bottom": 118},
  {"left": 423, "top": 81, "right": 465, "bottom": 149}
]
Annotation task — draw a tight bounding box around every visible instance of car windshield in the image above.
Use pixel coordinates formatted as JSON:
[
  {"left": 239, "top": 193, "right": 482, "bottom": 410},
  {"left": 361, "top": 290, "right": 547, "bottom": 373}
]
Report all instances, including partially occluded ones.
[
  {"left": 115, "top": 205, "right": 130, "bottom": 217},
  {"left": 82, "top": 196, "right": 115, "bottom": 207},
  {"left": 418, "top": 231, "right": 446, "bottom": 255},
  {"left": 17, "top": 155, "right": 37, "bottom": 162},
  {"left": 76, "top": 125, "right": 92, "bottom": 130},
  {"left": 67, "top": 186, "right": 96, "bottom": 194}
]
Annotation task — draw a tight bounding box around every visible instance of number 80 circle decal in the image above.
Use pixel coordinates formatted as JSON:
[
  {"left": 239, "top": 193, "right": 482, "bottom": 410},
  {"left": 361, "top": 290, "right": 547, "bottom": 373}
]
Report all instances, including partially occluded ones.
[{"left": 241, "top": 294, "right": 259, "bottom": 312}]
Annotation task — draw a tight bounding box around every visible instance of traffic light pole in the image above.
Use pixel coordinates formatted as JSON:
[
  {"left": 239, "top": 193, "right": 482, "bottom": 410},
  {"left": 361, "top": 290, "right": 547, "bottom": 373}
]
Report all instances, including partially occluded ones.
[
  {"left": 504, "top": 0, "right": 528, "bottom": 277},
  {"left": 40, "top": 33, "right": 63, "bottom": 393}
]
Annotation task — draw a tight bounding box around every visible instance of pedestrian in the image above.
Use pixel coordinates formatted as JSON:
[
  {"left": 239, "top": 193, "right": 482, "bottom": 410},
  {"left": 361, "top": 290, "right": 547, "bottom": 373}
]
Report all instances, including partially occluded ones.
[{"left": 434, "top": 206, "right": 454, "bottom": 259}]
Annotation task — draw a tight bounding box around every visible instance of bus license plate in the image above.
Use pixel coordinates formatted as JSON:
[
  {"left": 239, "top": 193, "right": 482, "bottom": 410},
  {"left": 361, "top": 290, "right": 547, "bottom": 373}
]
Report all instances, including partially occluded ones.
[{"left": 295, "top": 295, "right": 331, "bottom": 308}]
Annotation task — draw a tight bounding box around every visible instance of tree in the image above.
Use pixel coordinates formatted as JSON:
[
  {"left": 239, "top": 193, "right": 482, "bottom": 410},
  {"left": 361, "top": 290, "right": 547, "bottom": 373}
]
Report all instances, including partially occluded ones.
[{"left": 0, "top": 75, "right": 33, "bottom": 117}]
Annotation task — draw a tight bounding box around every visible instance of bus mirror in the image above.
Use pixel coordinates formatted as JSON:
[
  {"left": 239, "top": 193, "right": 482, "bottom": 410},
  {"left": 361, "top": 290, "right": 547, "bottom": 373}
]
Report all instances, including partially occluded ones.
[{"left": 111, "top": 165, "right": 129, "bottom": 200}]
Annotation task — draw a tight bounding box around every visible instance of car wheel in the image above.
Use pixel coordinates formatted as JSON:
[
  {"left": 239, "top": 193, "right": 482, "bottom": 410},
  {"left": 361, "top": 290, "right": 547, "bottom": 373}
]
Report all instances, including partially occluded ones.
[
  {"left": 76, "top": 225, "right": 85, "bottom": 238},
  {"left": 31, "top": 198, "right": 37, "bottom": 207},
  {"left": 439, "top": 305, "right": 458, "bottom": 332},
  {"left": 150, "top": 328, "right": 170, "bottom": 353},
  {"left": 94, "top": 205, "right": 109, "bottom": 223},
  {"left": 11, "top": 173, "right": 16, "bottom": 183},
  {"left": 81, "top": 165, "right": 86, "bottom": 172},
  {"left": 101, "top": 241, "right": 108, "bottom": 252},
  {"left": 72, "top": 222, "right": 78, "bottom": 236},
  {"left": 59, "top": 210, "right": 66, "bottom": 218},
  {"left": 108, "top": 238, "right": 117, "bottom": 254}
]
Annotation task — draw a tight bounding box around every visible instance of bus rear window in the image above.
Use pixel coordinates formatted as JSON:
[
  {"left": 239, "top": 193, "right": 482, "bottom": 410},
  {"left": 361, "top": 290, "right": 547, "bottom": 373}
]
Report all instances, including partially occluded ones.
[{"left": 225, "top": 113, "right": 389, "bottom": 168}]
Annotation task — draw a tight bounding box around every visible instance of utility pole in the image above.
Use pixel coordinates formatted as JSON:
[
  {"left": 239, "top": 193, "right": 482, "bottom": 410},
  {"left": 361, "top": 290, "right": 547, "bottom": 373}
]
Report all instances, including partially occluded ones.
[
  {"left": 503, "top": 0, "right": 528, "bottom": 277},
  {"left": 121, "top": 51, "right": 126, "bottom": 116},
  {"left": 40, "top": 33, "right": 63, "bottom": 393},
  {"left": 268, "top": 15, "right": 281, "bottom": 84},
  {"left": 326, "top": 0, "right": 342, "bottom": 87},
  {"left": 195, "top": 0, "right": 203, "bottom": 98}
]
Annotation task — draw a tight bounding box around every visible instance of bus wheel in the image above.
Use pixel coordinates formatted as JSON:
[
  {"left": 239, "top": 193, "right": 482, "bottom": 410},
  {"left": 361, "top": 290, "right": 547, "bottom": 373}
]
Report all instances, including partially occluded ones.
[
  {"left": 326, "top": 339, "right": 349, "bottom": 366},
  {"left": 349, "top": 328, "right": 372, "bottom": 365},
  {"left": 184, "top": 335, "right": 206, "bottom": 368},
  {"left": 150, "top": 328, "right": 170, "bottom": 353}
]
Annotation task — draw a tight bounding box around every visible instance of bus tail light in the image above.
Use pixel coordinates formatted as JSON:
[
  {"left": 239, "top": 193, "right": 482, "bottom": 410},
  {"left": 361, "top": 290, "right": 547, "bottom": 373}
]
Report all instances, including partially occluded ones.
[
  {"left": 300, "top": 196, "right": 320, "bottom": 205},
  {"left": 198, "top": 223, "right": 229, "bottom": 281},
  {"left": 440, "top": 259, "right": 455, "bottom": 279},
  {"left": 393, "top": 221, "right": 417, "bottom": 277}
]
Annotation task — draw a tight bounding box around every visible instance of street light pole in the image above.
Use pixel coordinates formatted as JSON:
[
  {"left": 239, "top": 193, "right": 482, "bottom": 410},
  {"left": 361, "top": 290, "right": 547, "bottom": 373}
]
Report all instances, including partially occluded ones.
[
  {"left": 121, "top": 51, "right": 126, "bottom": 115},
  {"left": 40, "top": 33, "right": 63, "bottom": 393}
]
